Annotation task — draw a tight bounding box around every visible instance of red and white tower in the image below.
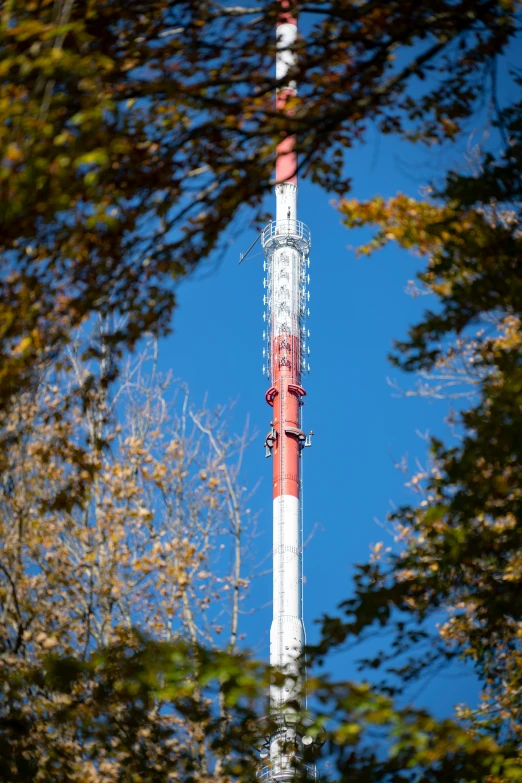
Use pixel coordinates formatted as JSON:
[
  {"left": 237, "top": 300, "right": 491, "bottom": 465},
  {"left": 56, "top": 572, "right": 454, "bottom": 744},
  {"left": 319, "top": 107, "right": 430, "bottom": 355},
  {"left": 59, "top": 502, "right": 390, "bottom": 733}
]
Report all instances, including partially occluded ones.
[{"left": 260, "top": 3, "right": 313, "bottom": 779}]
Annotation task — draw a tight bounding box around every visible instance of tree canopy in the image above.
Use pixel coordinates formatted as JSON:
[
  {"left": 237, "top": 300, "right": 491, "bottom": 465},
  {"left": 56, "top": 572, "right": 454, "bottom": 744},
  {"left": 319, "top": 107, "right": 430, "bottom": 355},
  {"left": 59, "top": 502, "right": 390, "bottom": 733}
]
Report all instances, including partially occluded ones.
[
  {"left": 317, "top": 33, "right": 522, "bottom": 781},
  {"left": 0, "top": 0, "right": 517, "bottom": 407},
  {"left": 1, "top": 1, "right": 522, "bottom": 781}
]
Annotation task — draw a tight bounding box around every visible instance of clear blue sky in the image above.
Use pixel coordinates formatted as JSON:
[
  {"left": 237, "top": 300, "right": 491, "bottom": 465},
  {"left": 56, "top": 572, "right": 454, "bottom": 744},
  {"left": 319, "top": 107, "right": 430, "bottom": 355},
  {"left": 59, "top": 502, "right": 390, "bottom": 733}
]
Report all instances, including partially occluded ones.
[{"left": 153, "top": 65, "right": 518, "bottom": 716}]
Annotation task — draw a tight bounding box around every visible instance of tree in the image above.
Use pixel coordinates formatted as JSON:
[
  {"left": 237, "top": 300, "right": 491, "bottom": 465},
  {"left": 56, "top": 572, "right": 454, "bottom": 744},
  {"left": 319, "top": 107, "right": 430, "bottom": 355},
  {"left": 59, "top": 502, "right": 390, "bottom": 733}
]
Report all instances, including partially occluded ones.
[
  {"left": 0, "top": 326, "right": 263, "bottom": 779},
  {"left": 2, "top": 2, "right": 522, "bottom": 780},
  {"left": 0, "top": 0, "right": 517, "bottom": 410},
  {"left": 0, "top": 635, "right": 268, "bottom": 783},
  {"left": 0, "top": 328, "right": 256, "bottom": 663},
  {"left": 303, "top": 70, "right": 522, "bottom": 778}
]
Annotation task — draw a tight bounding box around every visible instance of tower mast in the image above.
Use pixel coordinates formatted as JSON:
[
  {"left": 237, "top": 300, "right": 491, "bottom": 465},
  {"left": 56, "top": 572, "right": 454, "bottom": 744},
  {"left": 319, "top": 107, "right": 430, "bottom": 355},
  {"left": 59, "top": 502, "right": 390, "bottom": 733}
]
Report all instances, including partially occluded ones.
[{"left": 261, "top": 2, "right": 312, "bottom": 778}]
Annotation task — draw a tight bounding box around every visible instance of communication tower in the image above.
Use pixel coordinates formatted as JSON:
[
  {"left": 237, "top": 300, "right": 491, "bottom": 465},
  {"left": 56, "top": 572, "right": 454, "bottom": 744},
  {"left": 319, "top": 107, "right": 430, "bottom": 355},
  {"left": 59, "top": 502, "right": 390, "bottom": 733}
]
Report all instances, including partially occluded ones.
[{"left": 257, "top": 3, "right": 316, "bottom": 780}]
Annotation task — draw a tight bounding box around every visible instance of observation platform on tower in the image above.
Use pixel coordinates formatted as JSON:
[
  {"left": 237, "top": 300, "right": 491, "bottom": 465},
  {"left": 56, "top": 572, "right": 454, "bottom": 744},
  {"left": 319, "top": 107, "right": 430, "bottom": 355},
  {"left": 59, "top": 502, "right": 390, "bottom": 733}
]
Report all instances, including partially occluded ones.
[
  {"left": 262, "top": 219, "right": 311, "bottom": 257},
  {"left": 257, "top": 763, "right": 317, "bottom": 782}
]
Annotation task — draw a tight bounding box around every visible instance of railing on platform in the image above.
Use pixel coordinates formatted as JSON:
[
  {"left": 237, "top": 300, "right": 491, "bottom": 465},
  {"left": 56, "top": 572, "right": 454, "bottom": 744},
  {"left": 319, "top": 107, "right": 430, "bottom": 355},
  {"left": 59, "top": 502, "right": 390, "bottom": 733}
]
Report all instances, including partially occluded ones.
[
  {"left": 262, "top": 220, "right": 311, "bottom": 251},
  {"left": 257, "top": 763, "right": 317, "bottom": 781}
]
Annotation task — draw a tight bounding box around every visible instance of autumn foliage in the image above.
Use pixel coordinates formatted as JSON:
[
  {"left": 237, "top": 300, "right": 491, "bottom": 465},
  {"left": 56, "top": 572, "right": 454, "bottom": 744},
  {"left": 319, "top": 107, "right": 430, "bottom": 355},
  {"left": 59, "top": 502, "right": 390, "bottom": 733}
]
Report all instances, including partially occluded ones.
[
  {"left": 0, "top": 0, "right": 517, "bottom": 409},
  {"left": 1, "top": 0, "right": 522, "bottom": 781}
]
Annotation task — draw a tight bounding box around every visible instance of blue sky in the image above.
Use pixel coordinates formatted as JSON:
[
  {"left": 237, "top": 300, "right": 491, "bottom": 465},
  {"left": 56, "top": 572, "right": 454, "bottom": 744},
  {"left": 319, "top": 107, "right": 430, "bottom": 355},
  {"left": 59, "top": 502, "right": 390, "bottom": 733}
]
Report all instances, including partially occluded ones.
[{"left": 152, "top": 67, "right": 519, "bottom": 716}]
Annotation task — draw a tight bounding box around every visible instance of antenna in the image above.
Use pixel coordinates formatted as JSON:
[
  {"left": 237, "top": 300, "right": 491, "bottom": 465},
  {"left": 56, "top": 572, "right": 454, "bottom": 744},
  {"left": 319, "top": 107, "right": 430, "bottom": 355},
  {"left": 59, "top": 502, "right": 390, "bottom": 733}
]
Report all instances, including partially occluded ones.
[{"left": 239, "top": 232, "right": 262, "bottom": 264}]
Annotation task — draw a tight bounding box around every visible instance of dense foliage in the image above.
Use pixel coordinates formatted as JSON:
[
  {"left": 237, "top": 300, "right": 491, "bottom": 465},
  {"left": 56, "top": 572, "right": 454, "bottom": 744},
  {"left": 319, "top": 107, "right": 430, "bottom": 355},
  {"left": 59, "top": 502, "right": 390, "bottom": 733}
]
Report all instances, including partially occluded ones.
[
  {"left": 1, "top": 1, "right": 522, "bottom": 781},
  {"left": 0, "top": 0, "right": 516, "bottom": 408},
  {"left": 327, "top": 51, "right": 522, "bottom": 783},
  {"left": 0, "top": 332, "right": 255, "bottom": 660}
]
